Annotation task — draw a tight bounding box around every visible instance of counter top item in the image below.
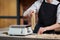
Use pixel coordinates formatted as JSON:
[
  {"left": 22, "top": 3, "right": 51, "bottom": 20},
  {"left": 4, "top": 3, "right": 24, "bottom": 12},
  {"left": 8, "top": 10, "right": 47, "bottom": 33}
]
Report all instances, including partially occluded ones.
[
  {"left": 0, "top": 33, "right": 60, "bottom": 40},
  {"left": 0, "top": 28, "right": 60, "bottom": 40}
]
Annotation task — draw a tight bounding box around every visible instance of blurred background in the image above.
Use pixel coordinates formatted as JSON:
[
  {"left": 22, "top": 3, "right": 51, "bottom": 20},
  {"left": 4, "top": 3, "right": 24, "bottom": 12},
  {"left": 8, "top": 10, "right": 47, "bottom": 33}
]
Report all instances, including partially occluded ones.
[
  {"left": 0, "top": 0, "right": 60, "bottom": 32},
  {"left": 0, "top": 0, "right": 37, "bottom": 28}
]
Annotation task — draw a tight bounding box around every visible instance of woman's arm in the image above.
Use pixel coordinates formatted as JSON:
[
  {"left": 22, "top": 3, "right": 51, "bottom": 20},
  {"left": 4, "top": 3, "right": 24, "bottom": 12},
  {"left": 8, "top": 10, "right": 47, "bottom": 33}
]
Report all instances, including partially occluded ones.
[
  {"left": 23, "top": 0, "right": 42, "bottom": 16},
  {"left": 38, "top": 23, "right": 60, "bottom": 34},
  {"left": 45, "top": 23, "right": 60, "bottom": 31}
]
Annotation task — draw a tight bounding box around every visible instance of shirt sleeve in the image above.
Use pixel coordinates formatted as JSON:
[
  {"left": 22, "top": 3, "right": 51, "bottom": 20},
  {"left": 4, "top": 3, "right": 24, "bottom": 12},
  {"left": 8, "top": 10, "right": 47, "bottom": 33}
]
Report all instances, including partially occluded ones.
[
  {"left": 57, "top": 4, "right": 60, "bottom": 23},
  {"left": 23, "top": 0, "right": 42, "bottom": 16}
]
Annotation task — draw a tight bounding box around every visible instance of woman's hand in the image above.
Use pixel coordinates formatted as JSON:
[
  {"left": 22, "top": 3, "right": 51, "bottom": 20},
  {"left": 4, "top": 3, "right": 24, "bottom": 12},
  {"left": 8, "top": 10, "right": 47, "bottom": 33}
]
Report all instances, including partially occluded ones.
[
  {"left": 23, "top": 10, "right": 34, "bottom": 18},
  {"left": 23, "top": 10, "right": 35, "bottom": 25},
  {"left": 38, "top": 27, "right": 46, "bottom": 34}
]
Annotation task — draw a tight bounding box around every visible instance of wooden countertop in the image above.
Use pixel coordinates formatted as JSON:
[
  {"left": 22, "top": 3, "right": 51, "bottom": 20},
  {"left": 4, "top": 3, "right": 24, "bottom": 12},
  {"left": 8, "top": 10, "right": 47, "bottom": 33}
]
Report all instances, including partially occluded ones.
[
  {"left": 0, "top": 28, "right": 60, "bottom": 40},
  {"left": 0, "top": 33, "right": 60, "bottom": 40}
]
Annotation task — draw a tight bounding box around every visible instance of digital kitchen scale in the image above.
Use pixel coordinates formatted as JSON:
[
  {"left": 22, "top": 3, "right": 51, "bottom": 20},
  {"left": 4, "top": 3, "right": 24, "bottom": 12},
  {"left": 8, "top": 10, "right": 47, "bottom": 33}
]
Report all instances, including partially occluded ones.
[{"left": 8, "top": 25, "right": 33, "bottom": 36}]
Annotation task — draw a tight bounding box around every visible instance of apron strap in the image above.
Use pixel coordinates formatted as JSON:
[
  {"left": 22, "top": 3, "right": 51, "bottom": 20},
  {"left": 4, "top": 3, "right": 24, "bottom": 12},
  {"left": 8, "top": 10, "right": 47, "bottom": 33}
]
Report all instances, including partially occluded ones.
[{"left": 57, "top": 3, "right": 60, "bottom": 6}]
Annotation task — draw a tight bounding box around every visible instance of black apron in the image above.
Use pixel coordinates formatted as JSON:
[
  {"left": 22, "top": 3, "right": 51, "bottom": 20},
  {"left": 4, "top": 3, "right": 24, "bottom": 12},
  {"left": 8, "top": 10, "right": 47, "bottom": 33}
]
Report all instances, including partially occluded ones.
[{"left": 33, "top": 0, "right": 60, "bottom": 34}]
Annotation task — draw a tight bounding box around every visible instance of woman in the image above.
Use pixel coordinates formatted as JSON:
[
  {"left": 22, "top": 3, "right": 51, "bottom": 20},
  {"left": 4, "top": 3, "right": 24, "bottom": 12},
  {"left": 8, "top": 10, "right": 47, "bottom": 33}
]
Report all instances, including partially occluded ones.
[{"left": 23, "top": 0, "right": 60, "bottom": 34}]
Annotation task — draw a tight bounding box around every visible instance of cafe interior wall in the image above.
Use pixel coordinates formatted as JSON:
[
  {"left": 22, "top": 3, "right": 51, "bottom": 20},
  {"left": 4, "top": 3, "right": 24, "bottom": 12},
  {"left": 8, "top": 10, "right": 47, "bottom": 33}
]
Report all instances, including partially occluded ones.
[
  {"left": 0, "top": 0, "right": 17, "bottom": 28},
  {"left": 0, "top": 0, "right": 36, "bottom": 28}
]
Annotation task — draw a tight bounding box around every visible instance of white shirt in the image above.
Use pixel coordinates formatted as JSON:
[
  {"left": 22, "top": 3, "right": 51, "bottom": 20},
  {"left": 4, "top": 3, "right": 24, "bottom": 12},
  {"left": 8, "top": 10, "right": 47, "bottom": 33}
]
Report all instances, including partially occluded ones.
[{"left": 23, "top": 0, "right": 60, "bottom": 23}]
